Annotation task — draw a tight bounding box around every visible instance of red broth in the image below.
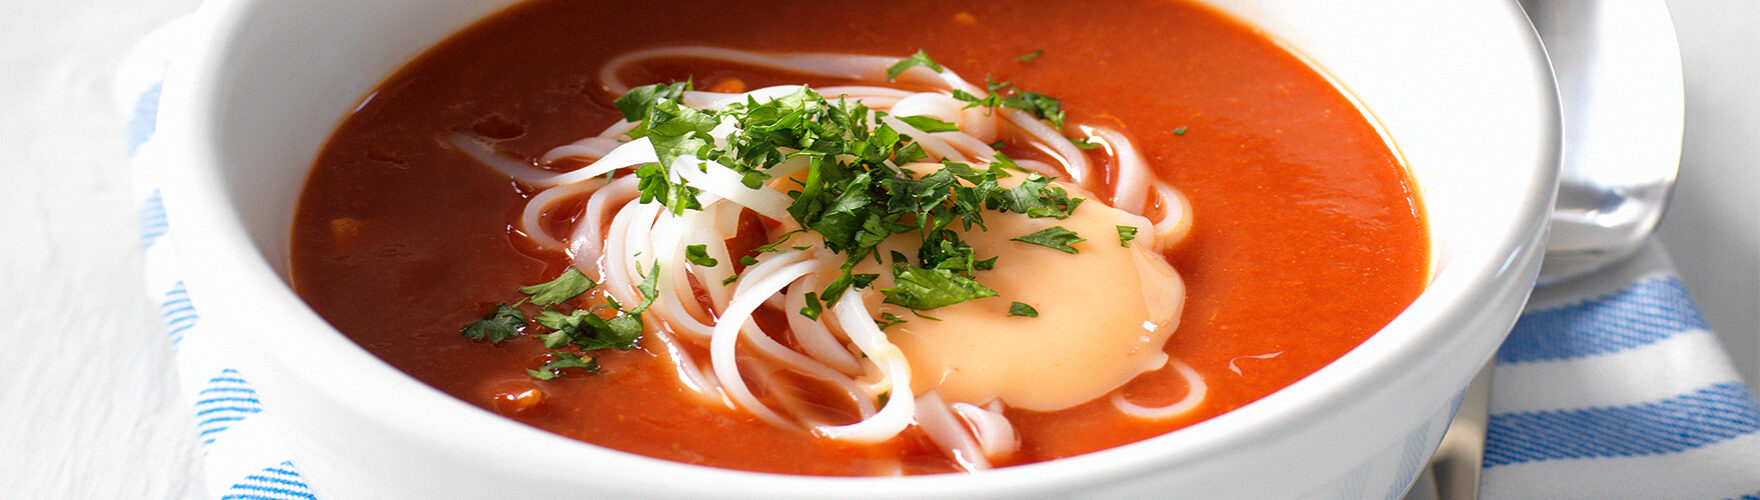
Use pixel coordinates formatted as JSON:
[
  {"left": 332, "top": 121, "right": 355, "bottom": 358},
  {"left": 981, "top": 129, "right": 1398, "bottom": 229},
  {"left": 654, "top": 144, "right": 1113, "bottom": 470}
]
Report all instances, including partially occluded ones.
[{"left": 291, "top": 0, "right": 1427, "bottom": 475}]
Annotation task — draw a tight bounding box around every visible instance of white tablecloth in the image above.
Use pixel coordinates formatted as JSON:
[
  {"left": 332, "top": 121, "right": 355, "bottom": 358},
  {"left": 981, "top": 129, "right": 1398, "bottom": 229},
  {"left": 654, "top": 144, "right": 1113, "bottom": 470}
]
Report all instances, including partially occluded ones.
[{"left": 1, "top": 1, "right": 1753, "bottom": 498}]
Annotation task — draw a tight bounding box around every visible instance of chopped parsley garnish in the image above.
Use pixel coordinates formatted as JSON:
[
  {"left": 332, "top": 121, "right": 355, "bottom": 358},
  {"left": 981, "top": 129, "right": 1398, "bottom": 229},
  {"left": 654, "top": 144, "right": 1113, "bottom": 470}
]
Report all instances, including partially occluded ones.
[
  {"left": 536, "top": 307, "right": 643, "bottom": 351},
  {"left": 875, "top": 312, "right": 907, "bottom": 330},
  {"left": 881, "top": 265, "right": 999, "bottom": 310},
  {"left": 1008, "top": 302, "right": 1039, "bottom": 318},
  {"left": 519, "top": 268, "right": 595, "bottom": 306},
  {"left": 1017, "top": 50, "right": 1043, "bottom": 63},
  {"left": 887, "top": 50, "right": 945, "bottom": 81},
  {"left": 896, "top": 115, "right": 961, "bottom": 133},
  {"left": 685, "top": 244, "right": 718, "bottom": 267},
  {"left": 461, "top": 304, "right": 525, "bottom": 343},
  {"left": 1001, "top": 91, "right": 1067, "bottom": 129},
  {"left": 800, "top": 292, "right": 825, "bottom": 320},
  {"left": 1174, "top": 126, "right": 1188, "bottom": 136},
  {"left": 1070, "top": 137, "right": 1101, "bottom": 150},
  {"left": 1116, "top": 225, "right": 1139, "bottom": 248},
  {"left": 528, "top": 352, "right": 600, "bottom": 380},
  {"left": 1011, "top": 226, "right": 1085, "bottom": 253},
  {"left": 461, "top": 266, "right": 653, "bottom": 380},
  {"left": 631, "top": 261, "right": 661, "bottom": 314}
]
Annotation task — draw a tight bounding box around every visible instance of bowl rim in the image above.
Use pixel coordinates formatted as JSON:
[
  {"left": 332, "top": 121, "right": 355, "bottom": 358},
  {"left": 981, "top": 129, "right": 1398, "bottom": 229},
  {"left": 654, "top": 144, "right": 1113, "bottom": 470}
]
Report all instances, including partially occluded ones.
[{"left": 157, "top": 0, "right": 1560, "bottom": 496}]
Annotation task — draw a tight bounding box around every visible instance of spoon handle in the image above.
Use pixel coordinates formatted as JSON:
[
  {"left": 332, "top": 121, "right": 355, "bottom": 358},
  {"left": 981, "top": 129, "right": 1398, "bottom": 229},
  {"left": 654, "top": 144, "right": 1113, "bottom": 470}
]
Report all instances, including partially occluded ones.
[{"left": 1524, "top": 0, "right": 1685, "bottom": 285}]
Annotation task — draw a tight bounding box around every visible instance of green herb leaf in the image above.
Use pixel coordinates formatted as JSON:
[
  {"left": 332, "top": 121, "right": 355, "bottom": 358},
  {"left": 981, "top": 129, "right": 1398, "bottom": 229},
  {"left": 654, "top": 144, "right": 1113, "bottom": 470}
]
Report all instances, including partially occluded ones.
[
  {"left": 613, "top": 82, "right": 690, "bottom": 122},
  {"left": 896, "top": 115, "right": 961, "bottom": 133},
  {"left": 1012, "top": 226, "right": 1085, "bottom": 253},
  {"left": 1008, "top": 301, "right": 1039, "bottom": 317},
  {"left": 1174, "top": 126, "right": 1188, "bottom": 136},
  {"left": 1001, "top": 91, "right": 1067, "bottom": 128},
  {"left": 887, "top": 50, "right": 945, "bottom": 81},
  {"left": 630, "top": 261, "right": 661, "bottom": 314},
  {"left": 461, "top": 304, "right": 525, "bottom": 343},
  {"left": 519, "top": 269, "right": 596, "bottom": 306},
  {"left": 537, "top": 307, "right": 643, "bottom": 351},
  {"left": 1070, "top": 137, "right": 1101, "bottom": 150},
  {"left": 528, "top": 352, "right": 599, "bottom": 380},
  {"left": 991, "top": 173, "right": 1080, "bottom": 219},
  {"left": 875, "top": 312, "right": 907, "bottom": 330},
  {"left": 800, "top": 292, "right": 824, "bottom": 320},
  {"left": 881, "top": 265, "right": 998, "bottom": 310},
  {"left": 1117, "top": 225, "right": 1140, "bottom": 248},
  {"left": 685, "top": 244, "right": 719, "bottom": 267},
  {"left": 1017, "top": 50, "right": 1043, "bottom": 63}
]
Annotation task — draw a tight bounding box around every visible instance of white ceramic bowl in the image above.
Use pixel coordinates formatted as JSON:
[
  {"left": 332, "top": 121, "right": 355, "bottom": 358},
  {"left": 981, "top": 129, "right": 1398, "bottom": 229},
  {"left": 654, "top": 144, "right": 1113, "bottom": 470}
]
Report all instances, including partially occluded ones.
[{"left": 158, "top": 1, "right": 1559, "bottom": 498}]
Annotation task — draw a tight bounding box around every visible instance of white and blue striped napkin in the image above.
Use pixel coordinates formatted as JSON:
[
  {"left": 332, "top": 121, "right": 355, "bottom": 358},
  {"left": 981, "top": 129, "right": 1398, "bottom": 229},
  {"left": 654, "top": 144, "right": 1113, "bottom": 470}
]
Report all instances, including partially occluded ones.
[
  {"left": 1483, "top": 243, "right": 1760, "bottom": 499},
  {"left": 119, "top": 16, "right": 1760, "bottom": 500},
  {"left": 117, "top": 18, "right": 321, "bottom": 500}
]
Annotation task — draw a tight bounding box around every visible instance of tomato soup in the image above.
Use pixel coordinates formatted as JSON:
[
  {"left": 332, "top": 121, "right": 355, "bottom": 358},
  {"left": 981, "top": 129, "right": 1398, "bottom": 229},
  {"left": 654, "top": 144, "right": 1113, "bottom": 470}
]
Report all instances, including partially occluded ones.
[{"left": 290, "top": 0, "right": 1427, "bottom": 475}]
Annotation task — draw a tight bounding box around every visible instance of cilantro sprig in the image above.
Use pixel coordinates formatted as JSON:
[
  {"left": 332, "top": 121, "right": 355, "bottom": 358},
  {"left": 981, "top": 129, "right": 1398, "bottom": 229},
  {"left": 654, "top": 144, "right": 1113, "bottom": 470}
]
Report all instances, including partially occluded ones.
[
  {"left": 1012, "top": 226, "right": 1086, "bottom": 253},
  {"left": 459, "top": 268, "right": 654, "bottom": 380}
]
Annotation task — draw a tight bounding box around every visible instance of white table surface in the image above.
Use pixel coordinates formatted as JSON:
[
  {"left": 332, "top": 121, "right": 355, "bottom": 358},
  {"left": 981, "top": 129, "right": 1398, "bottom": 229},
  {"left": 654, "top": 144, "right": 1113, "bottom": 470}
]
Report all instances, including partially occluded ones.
[{"left": 1, "top": 1, "right": 1753, "bottom": 498}]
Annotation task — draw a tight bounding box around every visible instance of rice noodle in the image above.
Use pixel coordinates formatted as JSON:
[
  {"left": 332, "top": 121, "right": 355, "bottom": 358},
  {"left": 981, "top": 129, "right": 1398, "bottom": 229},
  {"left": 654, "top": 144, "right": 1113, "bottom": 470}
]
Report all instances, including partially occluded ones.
[
  {"left": 1110, "top": 358, "right": 1209, "bottom": 420},
  {"left": 455, "top": 46, "right": 1202, "bottom": 472},
  {"left": 520, "top": 179, "right": 603, "bottom": 251},
  {"left": 915, "top": 391, "right": 993, "bottom": 470},
  {"left": 599, "top": 46, "right": 983, "bottom": 97}
]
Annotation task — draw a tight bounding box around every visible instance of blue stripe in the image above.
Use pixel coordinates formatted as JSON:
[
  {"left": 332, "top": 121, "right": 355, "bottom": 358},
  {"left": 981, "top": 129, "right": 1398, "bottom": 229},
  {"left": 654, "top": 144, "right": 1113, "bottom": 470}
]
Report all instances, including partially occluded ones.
[
  {"left": 1498, "top": 276, "right": 1707, "bottom": 363},
  {"left": 198, "top": 415, "right": 248, "bottom": 427},
  {"left": 1726, "top": 491, "right": 1760, "bottom": 500},
  {"left": 197, "top": 406, "right": 266, "bottom": 417},
  {"left": 138, "top": 189, "right": 169, "bottom": 249},
  {"left": 159, "top": 282, "right": 197, "bottom": 346},
  {"left": 222, "top": 461, "right": 316, "bottom": 500},
  {"left": 1484, "top": 382, "right": 1760, "bottom": 466},
  {"left": 195, "top": 396, "right": 263, "bottom": 405},
  {"left": 194, "top": 369, "right": 263, "bottom": 448},
  {"left": 220, "top": 485, "right": 318, "bottom": 500},
  {"left": 126, "top": 82, "right": 162, "bottom": 156}
]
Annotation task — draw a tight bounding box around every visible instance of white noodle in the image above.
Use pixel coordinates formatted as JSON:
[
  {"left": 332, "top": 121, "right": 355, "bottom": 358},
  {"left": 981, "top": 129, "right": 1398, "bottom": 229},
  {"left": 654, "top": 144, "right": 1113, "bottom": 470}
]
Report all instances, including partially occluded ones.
[
  {"left": 915, "top": 392, "right": 992, "bottom": 471},
  {"left": 1089, "top": 127, "right": 1150, "bottom": 215},
  {"left": 784, "top": 273, "right": 864, "bottom": 375},
  {"left": 1152, "top": 182, "right": 1194, "bottom": 248},
  {"left": 570, "top": 176, "right": 638, "bottom": 274},
  {"left": 954, "top": 401, "right": 1021, "bottom": 459},
  {"left": 1110, "top": 358, "right": 1209, "bottom": 420},
  {"left": 814, "top": 290, "right": 914, "bottom": 442},
  {"left": 454, "top": 47, "right": 1201, "bottom": 467},
  {"left": 1001, "top": 109, "right": 1091, "bottom": 187},
  {"left": 709, "top": 257, "right": 821, "bottom": 427},
  {"left": 599, "top": 46, "right": 982, "bottom": 97},
  {"left": 520, "top": 179, "right": 603, "bottom": 251},
  {"left": 539, "top": 136, "right": 620, "bottom": 164},
  {"left": 449, "top": 132, "right": 658, "bottom": 188}
]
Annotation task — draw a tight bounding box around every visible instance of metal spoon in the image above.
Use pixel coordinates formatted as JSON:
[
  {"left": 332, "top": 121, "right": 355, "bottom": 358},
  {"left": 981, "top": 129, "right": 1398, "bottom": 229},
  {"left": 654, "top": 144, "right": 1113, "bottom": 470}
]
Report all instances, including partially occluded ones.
[
  {"left": 1527, "top": 0, "right": 1685, "bottom": 286},
  {"left": 1417, "top": 1, "right": 1684, "bottom": 499}
]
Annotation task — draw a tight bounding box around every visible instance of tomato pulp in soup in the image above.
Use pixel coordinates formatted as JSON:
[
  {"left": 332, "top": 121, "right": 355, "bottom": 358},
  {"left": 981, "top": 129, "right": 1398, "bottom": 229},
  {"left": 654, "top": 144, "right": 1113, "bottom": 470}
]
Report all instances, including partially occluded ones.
[{"left": 291, "top": 0, "right": 1427, "bottom": 475}]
